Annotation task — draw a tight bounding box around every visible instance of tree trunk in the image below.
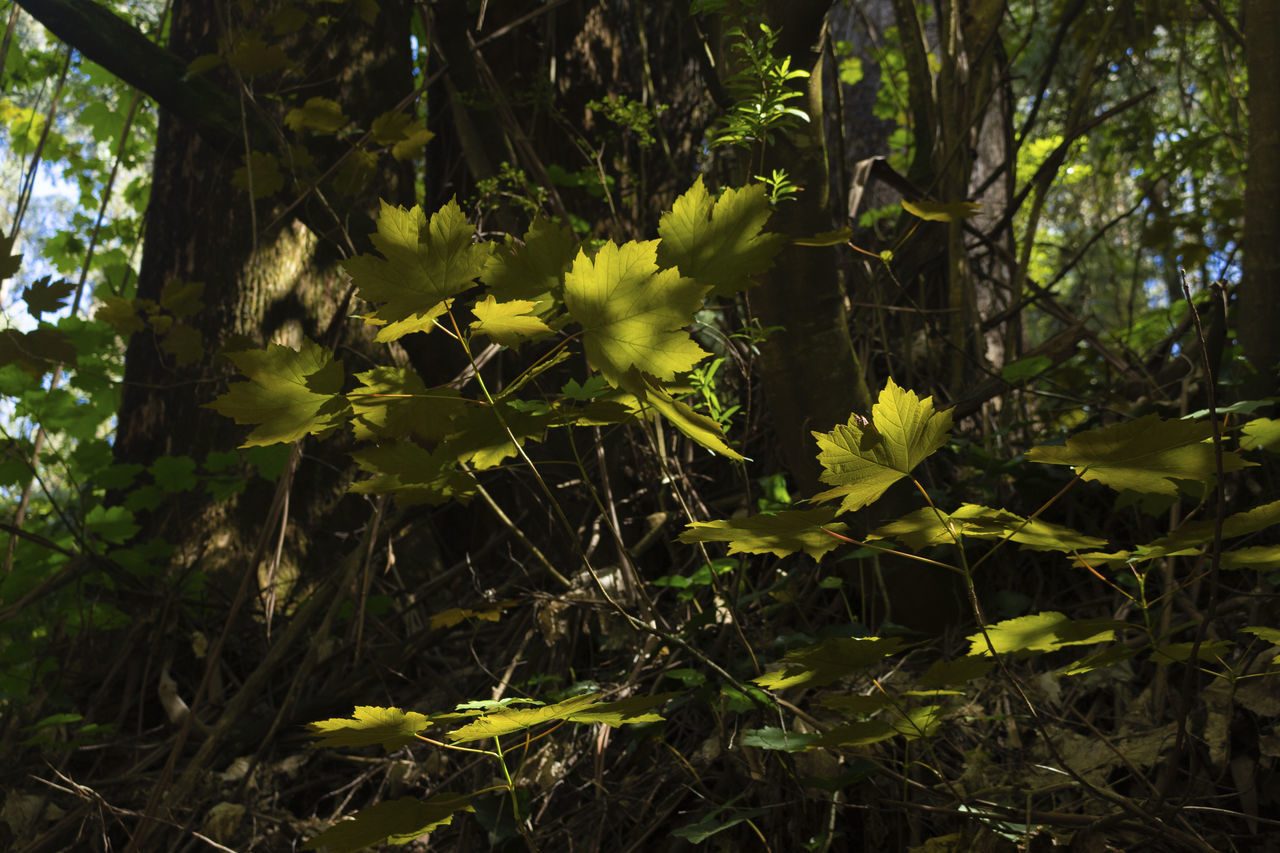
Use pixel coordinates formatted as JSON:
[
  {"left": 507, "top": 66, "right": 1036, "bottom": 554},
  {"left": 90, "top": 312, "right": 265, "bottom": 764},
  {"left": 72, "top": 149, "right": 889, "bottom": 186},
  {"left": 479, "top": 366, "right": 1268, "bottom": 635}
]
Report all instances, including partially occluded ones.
[{"left": 1240, "top": 0, "right": 1280, "bottom": 396}]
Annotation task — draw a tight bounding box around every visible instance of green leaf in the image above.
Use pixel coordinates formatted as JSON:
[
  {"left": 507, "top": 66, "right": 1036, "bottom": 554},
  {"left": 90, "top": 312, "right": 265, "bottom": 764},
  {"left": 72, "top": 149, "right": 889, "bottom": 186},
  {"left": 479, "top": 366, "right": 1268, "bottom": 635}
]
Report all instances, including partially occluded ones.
[
  {"left": 557, "top": 692, "right": 676, "bottom": 726},
  {"left": 564, "top": 240, "right": 709, "bottom": 386},
  {"left": 440, "top": 402, "right": 554, "bottom": 470},
  {"left": 671, "top": 802, "right": 769, "bottom": 844},
  {"left": 285, "top": 96, "right": 348, "bottom": 134},
  {"left": 309, "top": 705, "right": 432, "bottom": 751},
  {"left": 0, "top": 228, "right": 22, "bottom": 281},
  {"left": 468, "top": 296, "right": 551, "bottom": 347},
  {"left": 1149, "top": 641, "right": 1233, "bottom": 664},
  {"left": 1074, "top": 500, "right": 1280, "bottom": 569},
  {"left": 1242, "top": 626, "right": 1280, "bottom": 645},
  {"left": 160, "top": 324, "right": 204, "bottom": 366},
  {"left": 0, "top": 327, "right": 77, "bottom": 377},
  {"left": 348, "top": 369, "right": 466, "bottom": 442},
  {"left": 1027, "top": 415, "right": 1254, "bottom": 494},
  {"left": 447, "top": 693, "right": 664, "bottom": 743},
  {"left": 481, "top": 216, "right": 577, "bottom": 304},
  {"left": 149, "top": 455, "right": 198, "bottom": 492},
  {"left": 813, "top": 380, "right": 954, "bottom": 513},
  {"left": 679, "top": 506, "right": 847, "bottom": 559},
  {"left": 754, "top": 636, "right": 903, "bottom": 690},
  {"left": 232, "top": 151, "right": 285, "bottom": 199},
  {"left": 22, "top": 276, "right": 74, "bottom": 317},
  {"left": 350, "top": 443, "right": 475, "bottom": 505},
  {"left": 793, "top": 227, "right": 852, "bottom": 247},
  {"left": 303, "top": 793, "right": 473, "bottom": 853},
  {"left": 226, "top": 35, "right": 289, "bottom": 75},
  {"left": 916, "top": 656, "right": 994, "bottom": 688},
  {"left": 95, "top": 296, "right": 144, "bottom": 335},
  {"left": 655, "top": 176, "right": 786, "bottom": 297},
  {"left": 1241, "top": 418, "right": 1280, "bottom": 453},
  {"left": 207, "top": 339, "right": 348, "bottom": 447},
  {"left": 901, "top": 199, "right": 982, "bottom": 221},
  {"left": 85, "top": 505, "right": 139, "bottom": 544},
  {"left": 741, "top": 726, "right": 818, "bottom": 752},
  {"left": 160, "top": 280, "right": 205, "bottom": 318},
  {"left": 968, "top": 612, "right": 1124, "bottom": 656},
  {"left": 869, "top": 503, "right": 1106, "bottom": 552},
  {"left": 627, "top": 373, "right": 742, "bottom": 459},
  {"left": 1001, "top": 354, "right": 1052, "bottom": 383},
  {"left": 342, "top": 200, "right": 493, "bottom": 342}
]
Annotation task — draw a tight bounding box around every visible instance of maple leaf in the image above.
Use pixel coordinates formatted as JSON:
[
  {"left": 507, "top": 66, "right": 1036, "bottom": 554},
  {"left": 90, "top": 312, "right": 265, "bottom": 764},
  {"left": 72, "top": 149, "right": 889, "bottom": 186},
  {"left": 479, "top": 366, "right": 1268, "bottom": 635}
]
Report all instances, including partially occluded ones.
[
  {"left": 207, "top": 339, "right": 348, "bottom": 447},
  {"left": 754, "top": 637, "right": 903, "bottom": 690},
  {"left": 0, "top": 228, "right": 21, "bottom": 281},
  {"left": 1027, "top": 414, "right": 1254, "bottom": 494},
  {"left": 627, "top": 372, "right": 742, "bottom": 459},
  {"left": 233, "top": 151, "right": 285, "bottom": 199},
  {"left": 304, "top": 794, "right": 472, "bottom": 853},
  {"left": 350, "top": 442, "right": 476, "bottom": 505},
  {"left": 342, "top": 200, "right": 492, "bottom": 342},
  {"left": 22, "top": 276, "right": 75, "bottom": 317},
  {"left": 564, "top": 240, "right": 708, "bottom": 386},
  {"left": 446, "top": 693, "right": 669, "bottom": 744},
  {"left": 468, "top": 296, "right": 551, "bottom": 347},
  {"left": 284, "top": 97, "right": 347, "bottom": 134},
  {"left": 481, "top": 216, "right": 578, "bottom": 304},
  {"left": 95, "top": 296, "right": 144, "bottom": 335},
  {"left": 656, "top": 176, "right": 786, "bottom": 297},
  {"left": 813, "top": 380, "right": 953, "bottom": 513},
  {"left": 347, "top": 367, "right": 466, "bottom": 442},
  {"left": 680, "top": 506, "right": 847, "bottom": 558},
  {"left": 309, "top": 705, "right": 431, "bottom": 750},
  {"left": 901, "top": 199, "right": 983, "bottom": 221},
  {"left": 967, "top": 611, "right": 1124, "bottom": 656},
  {"left": 304, "top": 794, "right": 473, "bottom": 853},
  {"left": 869, "top": 503, "right": 1106, "bottom": 552}
]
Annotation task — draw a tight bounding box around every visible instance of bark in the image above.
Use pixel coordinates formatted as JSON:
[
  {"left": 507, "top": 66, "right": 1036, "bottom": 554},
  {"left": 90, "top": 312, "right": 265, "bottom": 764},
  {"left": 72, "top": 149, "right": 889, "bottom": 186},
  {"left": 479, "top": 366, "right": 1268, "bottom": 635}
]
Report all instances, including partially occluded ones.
[{"left": 1240, "top": 0, "right": 1280, "bottom": 395}]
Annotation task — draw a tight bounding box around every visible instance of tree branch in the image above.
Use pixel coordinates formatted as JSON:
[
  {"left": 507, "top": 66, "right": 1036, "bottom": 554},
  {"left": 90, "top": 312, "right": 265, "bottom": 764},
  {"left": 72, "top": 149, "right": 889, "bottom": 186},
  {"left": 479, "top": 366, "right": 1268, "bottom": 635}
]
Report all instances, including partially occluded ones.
[{"left": 15, "top": 0, "right": 270, "bottom": 150}]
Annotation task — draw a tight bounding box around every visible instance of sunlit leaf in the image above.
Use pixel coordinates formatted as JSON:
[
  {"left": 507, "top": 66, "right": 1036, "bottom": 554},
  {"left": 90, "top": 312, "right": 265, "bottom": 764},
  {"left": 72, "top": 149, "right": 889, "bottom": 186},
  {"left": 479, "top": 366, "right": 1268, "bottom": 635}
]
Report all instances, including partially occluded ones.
[
  {"left": 342, "top": 200, "right": 493, "bottom": 342},
  {"left": 627, "top": 372, "right": 741, "bottom": 459},
  {"left": 564, "top": 240, "right": 708, "bottom": 385},
  {"left": 1242, "top": 626, "right": 1280, "bottom": 645},
  {"left": 347, "top": 368, "right": 466, "bottom": 442},
  {"left": 309, "top": 705, "right": 432, "bottom": 751},
  {"left": 429, "top": 600, "right": 520, "bottom": 630},
  {"left": 207, "top": 339, "right": 348, "bottom": 447},
  {"left": 1027, "top": 415, "right": 1254, "bottom": 494},
  {"left": 468, "top": 296, "right": 551, "bottom": 347},
  {"left": 869, "top": 503, "right": 1105, "bottom": 552},
  {"left": 655, "top": 176, "right": 785, "bottom": 297},
  {"left": 303, "top": 793, "right": 473, "bottom": 853},
  {"left": 680, "top": 506, "right": 847, "bottom": 558},
  {"left": 1241, "top": 418, "right": 1280, "bottom": 453},
  {"left": 968, "top": 611, "right": 1125, "bottom": 656},
  {"left": 446, "top": 693, "right": 667, "bottom": 743},
  {"left": 813, "top": 380, "right": 953, "bottom": 513},
  {"left": 901, "top": 199, "right": 982, "bottom": 221}
]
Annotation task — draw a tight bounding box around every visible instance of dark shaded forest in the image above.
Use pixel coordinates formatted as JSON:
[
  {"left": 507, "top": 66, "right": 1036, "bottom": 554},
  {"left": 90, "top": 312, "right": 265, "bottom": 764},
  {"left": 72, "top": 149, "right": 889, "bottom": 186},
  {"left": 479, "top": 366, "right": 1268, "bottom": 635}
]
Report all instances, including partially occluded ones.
[{"left": 2, "top": 1, "right": 1280, "bottom": 851}]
